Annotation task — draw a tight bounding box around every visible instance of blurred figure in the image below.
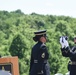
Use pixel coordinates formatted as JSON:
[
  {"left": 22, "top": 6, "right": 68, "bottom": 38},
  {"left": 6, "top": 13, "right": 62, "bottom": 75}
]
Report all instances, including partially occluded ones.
[{"left": 60, "top": 36, "right": 76, "bottom": 75}]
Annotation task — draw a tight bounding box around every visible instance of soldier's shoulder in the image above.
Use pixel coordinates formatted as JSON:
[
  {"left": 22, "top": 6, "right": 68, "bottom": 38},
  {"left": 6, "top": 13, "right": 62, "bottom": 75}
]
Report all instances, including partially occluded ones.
[{"left": 40, "top": 43, "right": 46, "bottom": 49}]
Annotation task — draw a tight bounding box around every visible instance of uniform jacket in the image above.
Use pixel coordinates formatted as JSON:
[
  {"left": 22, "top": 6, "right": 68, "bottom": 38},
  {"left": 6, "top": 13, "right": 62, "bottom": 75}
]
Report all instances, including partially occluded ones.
[
  {"left": 29, "top": 41, "right": 50, "bottom": 75},
  {"left": 61, "top": 46, "right": 76, "bottom": 75}
]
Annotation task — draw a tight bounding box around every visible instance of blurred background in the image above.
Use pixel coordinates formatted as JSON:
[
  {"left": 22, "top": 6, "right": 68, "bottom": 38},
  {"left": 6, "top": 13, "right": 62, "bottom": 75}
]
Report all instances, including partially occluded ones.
[{"left": 0, "top": 0, "right": 76, "bottom": 75}]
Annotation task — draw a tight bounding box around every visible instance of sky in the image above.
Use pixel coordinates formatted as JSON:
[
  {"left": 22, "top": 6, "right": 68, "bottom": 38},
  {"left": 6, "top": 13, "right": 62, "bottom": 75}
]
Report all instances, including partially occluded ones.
[{"left": 0, "top": 0, "right": 76, "bottom": 18}]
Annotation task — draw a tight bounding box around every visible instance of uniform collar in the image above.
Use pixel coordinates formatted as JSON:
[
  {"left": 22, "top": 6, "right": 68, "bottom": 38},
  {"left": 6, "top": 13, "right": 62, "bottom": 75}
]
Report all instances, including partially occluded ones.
[{"left": 38, "top": 41, "right": 43, "bottom": 44}]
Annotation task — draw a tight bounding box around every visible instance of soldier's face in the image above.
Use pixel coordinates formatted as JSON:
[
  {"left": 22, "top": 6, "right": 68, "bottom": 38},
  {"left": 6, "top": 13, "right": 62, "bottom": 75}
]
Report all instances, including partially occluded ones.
[
  {"left": 74, "top": 39, "right": 76, "bottom": 44},
  {"left": 40, "top": 36, "right": 46, "bottom": 43}
]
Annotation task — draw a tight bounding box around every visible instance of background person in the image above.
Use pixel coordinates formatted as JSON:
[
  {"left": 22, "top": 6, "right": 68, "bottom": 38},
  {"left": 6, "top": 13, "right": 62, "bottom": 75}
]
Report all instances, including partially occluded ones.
[{"left": 60, "top": 36, "right": 76, "bottom": 75}]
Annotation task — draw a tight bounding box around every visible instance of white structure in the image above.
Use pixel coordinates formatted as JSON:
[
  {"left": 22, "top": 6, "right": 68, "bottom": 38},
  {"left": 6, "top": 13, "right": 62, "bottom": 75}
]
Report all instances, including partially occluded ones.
[
  {"left": 55, "top": 73, "right": 63, "bottom": 75},
  {"left": 0, "top": 70, "right": 12, "bottom": 75},
  {"left": 65, "top": 71, "right": 70, "bottom": 75}
]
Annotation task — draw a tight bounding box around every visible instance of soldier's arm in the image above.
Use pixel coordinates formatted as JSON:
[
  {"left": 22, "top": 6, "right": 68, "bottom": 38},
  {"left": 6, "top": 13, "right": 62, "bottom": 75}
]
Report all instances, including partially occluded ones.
[
  {"left": 61, "top": 47, "right": 70, "bottom": 57},
  {"left": 61, "top": 46, "right": 76, "bottom": 58},
  {"left": 29, "top": 50, "right": 34, "bottom": 73},
  {"left": 36, "top": 44, "right": 49, "bottom": 74},
  {"left": 40, "top": 44, "right": 49, "bottom": 59},
  {"left": 68, "top": 51, "right": 76, "bottom": 58}
]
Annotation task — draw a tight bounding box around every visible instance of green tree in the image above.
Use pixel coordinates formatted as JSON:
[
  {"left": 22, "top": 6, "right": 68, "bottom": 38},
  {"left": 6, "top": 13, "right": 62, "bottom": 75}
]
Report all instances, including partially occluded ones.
[{"left": 9, "top": 34, "right": 26, "bottom": 59}]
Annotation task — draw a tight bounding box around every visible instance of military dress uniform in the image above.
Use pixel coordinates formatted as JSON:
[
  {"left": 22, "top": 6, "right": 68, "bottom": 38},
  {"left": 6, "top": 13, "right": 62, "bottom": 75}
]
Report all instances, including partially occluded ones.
[
  {"left": 61, "top": 45, "right": 76, "bottom": 75},
  {"left": 29, "top": 30, "right": 50, "bottom": 75}
]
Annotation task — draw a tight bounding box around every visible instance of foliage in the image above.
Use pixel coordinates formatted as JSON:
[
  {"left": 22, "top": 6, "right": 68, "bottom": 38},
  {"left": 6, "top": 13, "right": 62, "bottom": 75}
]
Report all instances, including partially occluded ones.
[{"left": 0, "top": 10, "right": 76, "bottom": 75}]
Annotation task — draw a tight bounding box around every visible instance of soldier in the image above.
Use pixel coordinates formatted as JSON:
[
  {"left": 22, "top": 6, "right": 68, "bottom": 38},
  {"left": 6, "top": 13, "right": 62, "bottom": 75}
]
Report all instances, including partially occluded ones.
[
  {"left": 60, "top": 36, "right": 76, "bottom": 75},
  {"left": 29, "top": 30, "right": 50, "bottom": 75}
]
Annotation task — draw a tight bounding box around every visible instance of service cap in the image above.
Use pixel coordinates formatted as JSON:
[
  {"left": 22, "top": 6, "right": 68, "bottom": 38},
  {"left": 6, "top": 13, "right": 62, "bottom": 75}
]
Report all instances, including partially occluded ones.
[{"left": 34, "top": 30, "right": 46, "bottom": 36}]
